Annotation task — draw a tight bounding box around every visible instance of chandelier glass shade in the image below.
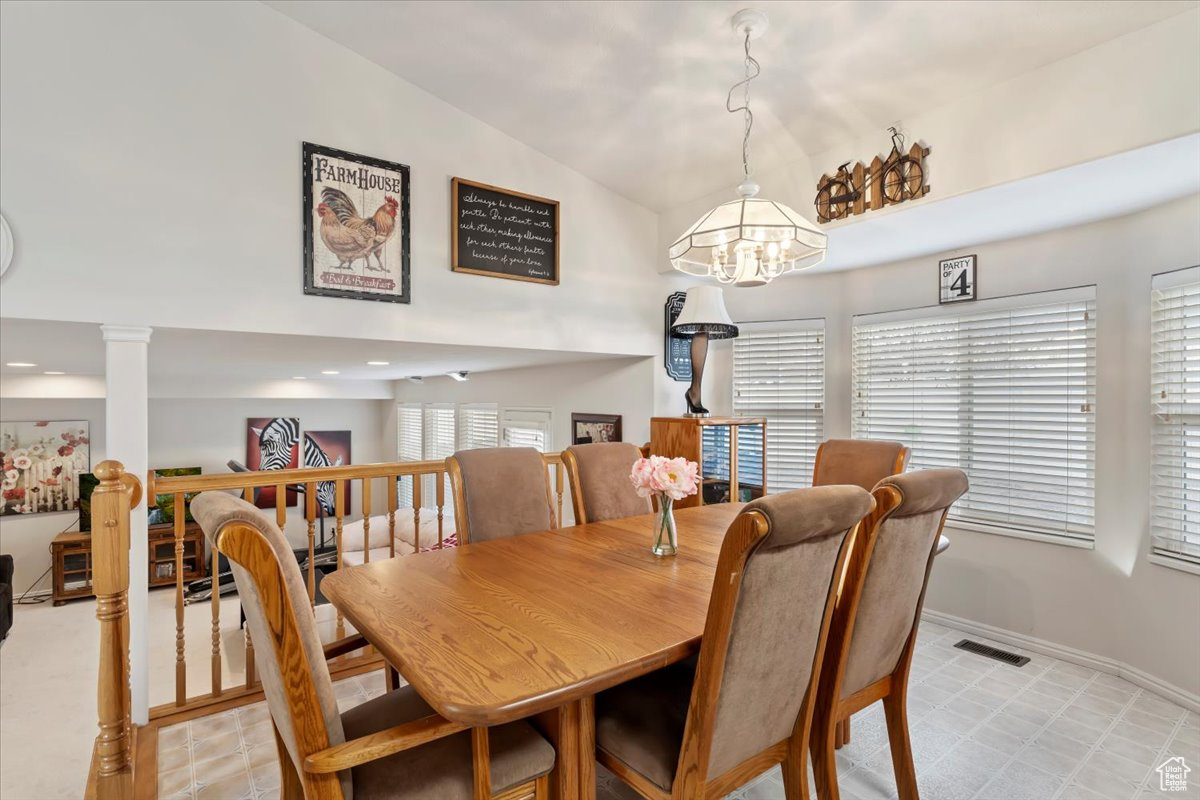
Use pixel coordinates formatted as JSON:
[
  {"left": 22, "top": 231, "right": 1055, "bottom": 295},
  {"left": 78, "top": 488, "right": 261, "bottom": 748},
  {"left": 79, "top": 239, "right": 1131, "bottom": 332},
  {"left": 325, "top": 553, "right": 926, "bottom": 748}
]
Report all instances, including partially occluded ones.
[
  {"left": 670, "top": 9, "right": 827, "bottom": 288},
  {"left": 668, "top": 188, "right": 827, "bottom": 287}
]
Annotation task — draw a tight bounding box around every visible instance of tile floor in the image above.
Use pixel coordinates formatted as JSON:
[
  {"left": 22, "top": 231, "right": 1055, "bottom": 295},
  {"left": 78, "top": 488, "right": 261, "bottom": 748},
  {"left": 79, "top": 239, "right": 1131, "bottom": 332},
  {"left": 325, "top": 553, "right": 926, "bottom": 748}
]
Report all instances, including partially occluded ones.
[{"left": 156, "top": 622, "right": 1200, "bottom": 800}]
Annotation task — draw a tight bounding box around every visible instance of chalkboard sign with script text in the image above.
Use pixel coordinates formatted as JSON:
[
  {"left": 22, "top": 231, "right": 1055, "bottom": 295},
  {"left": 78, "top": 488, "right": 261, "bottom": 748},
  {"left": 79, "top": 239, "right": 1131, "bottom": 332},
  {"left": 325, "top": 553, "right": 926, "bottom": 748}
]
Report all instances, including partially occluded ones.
[{"left": 452, "top": 178, "right": 559, "bottom": 285}]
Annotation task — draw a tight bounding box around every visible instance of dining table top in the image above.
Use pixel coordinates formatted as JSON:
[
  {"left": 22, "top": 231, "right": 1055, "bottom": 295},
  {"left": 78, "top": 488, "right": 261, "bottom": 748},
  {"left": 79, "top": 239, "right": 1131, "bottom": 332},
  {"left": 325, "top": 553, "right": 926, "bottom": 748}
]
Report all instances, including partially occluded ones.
[{"left": 321, "top": 503, "right": 745, "bottom": 726}]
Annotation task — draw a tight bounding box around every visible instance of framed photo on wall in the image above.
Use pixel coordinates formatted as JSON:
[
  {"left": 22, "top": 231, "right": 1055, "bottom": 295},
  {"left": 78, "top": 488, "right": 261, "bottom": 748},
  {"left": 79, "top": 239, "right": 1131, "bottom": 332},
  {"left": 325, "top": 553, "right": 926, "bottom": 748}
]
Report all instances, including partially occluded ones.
[
  {"left": 246, "top": 417, "right": 299, "bottom": 509},
  {"left": 0, "top": 420, "right": 90, "bottom": 516},
  {"left": 571, "top": 414, "right": 622, "bottom": 445},
  {"left": 303, "top": 142, "right": 411, "bottom": 304}
]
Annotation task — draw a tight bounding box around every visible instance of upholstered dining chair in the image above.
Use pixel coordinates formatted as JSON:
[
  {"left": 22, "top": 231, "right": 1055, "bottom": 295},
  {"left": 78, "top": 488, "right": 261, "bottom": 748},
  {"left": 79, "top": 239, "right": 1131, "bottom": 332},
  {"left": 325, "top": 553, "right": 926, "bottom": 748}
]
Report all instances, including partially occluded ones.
[
  {"left": 562, "top": 442, "right": 651, "bottom": 524},
  {"left": 812, "top": 438, "right": 910, "bottom": 749},
  {"left": 594, "top": 484, "right": 875, "bottom": 800},
  {"left": 810, "top": 469, "right": 968, "bottom": 800},
  {"left": 811, "top": 438, "right": 910, "bottom": 491},
  {"left": 191, "top": 491, "right": 556, "bottom": 800},
  {"left": 447, "top": 447, "right": 557, "bottom": 544}
]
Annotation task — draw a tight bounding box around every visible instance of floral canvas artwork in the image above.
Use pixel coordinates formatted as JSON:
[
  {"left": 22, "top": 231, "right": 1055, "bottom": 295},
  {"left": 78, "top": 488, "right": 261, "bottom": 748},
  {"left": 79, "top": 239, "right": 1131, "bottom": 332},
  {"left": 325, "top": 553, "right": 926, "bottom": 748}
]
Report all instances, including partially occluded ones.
[{"left": 0, "top": 420, "right": 90, "bottom": 516}]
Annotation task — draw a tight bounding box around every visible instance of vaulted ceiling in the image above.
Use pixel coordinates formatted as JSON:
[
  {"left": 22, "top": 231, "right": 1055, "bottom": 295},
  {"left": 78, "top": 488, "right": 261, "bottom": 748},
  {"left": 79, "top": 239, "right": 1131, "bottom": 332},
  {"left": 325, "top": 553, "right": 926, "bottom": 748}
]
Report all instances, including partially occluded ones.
[{"left": 265, "top": 0, "right": 1194, "bottom": 212}]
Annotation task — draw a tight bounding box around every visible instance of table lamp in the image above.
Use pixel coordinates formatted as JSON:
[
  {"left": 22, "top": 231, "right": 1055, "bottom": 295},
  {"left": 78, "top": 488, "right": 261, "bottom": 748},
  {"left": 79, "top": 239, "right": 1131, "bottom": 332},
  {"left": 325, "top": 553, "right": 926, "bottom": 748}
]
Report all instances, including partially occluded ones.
[{"left": 671, "top": 286, "right": 739, "bottom": 416}]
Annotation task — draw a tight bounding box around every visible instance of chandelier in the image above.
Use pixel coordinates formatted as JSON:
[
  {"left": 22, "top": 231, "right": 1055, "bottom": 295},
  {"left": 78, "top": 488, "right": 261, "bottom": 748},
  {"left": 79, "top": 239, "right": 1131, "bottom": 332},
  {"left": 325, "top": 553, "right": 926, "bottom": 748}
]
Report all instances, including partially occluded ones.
[{"left": 668, "top": 9, "right": 827, "bottom": 288}]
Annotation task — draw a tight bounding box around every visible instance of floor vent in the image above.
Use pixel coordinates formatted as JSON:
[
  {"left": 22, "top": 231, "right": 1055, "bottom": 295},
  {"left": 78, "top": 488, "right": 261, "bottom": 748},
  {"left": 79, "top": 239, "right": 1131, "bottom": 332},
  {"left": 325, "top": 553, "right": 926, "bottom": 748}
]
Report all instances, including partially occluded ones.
[{"left": 953, "top": 639, "right": 1030, "bottom": 667}]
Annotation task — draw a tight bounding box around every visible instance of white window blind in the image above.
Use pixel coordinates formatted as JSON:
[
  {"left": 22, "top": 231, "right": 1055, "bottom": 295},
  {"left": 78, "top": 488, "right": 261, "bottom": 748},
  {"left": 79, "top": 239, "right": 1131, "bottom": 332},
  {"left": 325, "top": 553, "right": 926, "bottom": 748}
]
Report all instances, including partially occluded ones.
[
  {"left": 501, "top": 409, "right": 552, "bottom": 452},
  {"left": 422, "top": 404, "right": 457, "bottom": 502},
  {"left": 732, "top": 320, "right": 824, "bottom": 491},
  {"left": 396, "top": 403, "right": 423, "bottom": 506},
  {"left": 1151, "top": 268, "right": 1200, "bottom": 567},
  {"left": 852, "top": 289, "right": 1096, "bottom": 542},
  {"left": 458, "top": 404, "right": 499, "bottom": 451}
]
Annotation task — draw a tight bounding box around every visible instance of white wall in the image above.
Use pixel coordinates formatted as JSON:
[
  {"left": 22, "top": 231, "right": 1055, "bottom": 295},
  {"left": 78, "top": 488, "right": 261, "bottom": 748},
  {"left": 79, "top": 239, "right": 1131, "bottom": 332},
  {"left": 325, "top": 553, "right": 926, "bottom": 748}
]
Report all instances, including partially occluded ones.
[
  {"left": 695, "top": 195, "right": 1200, "bottom": 696},
  {"left": 0, "top": 397, "right": 390, "bottom": 594},
  {"left": 0, "top": 0, "right": 664, "bottom": 357}
]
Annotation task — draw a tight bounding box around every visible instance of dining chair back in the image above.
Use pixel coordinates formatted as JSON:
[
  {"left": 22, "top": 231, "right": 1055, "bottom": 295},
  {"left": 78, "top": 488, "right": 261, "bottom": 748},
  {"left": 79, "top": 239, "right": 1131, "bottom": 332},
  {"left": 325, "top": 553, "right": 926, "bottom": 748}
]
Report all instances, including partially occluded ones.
[
  {"left": 811, "top": 439, "right": 910, "bottom": 491},
  {"left": 447, "top": 447, "right": 557, "bottom": 544},
  {"left": 811, "top": 469, "right": 968, "bottom": 800},
  {"left": 562, "top": 442, "right": 651, "bottom": 524},
  {"left": 191, "top": 491, "right": 555, "bottom": 800},
  {"left": 595, "top": 484, "right": 875, "bottom": 800}
]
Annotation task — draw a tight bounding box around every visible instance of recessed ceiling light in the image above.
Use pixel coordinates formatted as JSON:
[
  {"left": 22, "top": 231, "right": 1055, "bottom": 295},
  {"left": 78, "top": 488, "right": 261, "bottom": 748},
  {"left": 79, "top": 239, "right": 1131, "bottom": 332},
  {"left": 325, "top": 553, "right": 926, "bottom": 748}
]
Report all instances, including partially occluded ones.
[
  {"left": 406, "top": 376, "right": 424, "bottom": 384},
  {"left": 366, "top": 360, "right": 390, "bottom": 366},
  {"left": 43, "top": 371, "right": 66, "bottom": 375},
  {"left": 292, "top": 376, "right": 307, "bottom": 380},
  {"left": 321, "top": 370, "right": 340, "bottom": 375},
  {"left": 446, "top": 371, "right": 470, "bottom": 382},
  {"left": 6, "top": 362, "right": 36, "bottom": 368}
]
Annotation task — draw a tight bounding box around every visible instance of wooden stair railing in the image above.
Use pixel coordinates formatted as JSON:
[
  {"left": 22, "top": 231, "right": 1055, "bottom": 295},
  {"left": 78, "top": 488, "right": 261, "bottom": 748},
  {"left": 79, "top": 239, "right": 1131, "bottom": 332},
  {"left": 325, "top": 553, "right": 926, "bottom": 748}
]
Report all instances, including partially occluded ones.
[{"left": 88, "top": 459, "right": 142, "bottom": 800}]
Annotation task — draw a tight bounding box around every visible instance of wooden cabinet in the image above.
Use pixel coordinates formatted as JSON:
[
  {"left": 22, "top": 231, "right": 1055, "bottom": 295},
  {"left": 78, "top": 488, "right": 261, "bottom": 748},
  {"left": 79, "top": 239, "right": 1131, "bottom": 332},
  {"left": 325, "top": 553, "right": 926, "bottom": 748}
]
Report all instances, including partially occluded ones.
[
  {"left": 51, "top": 523, "right": 207, "bottom": 605},
  {"left": 650, "top": 417, "right": 767, "bottom": 509},
  {"left": 51, "top": 532, "right": 95, "bottom": 605},
  {"left": 147, "top": 523, "right": 207, "bottom": 588}
]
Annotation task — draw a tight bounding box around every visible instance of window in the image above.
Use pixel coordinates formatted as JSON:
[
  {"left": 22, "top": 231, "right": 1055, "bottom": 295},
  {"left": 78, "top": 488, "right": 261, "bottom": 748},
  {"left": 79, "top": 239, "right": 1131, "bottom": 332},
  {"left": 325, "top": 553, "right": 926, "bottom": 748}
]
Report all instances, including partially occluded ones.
[
  {"left": 1151, "top": 268, "right": 1200, "bottom": 569},
  {"left": 732, "top": 320, "right": 824, "bottom": 491},
  {"left": 853, "top": 288, "right": 1096, "bottom": 543},
  {"left": 396, "top": 403, "right": 423, "bottom": 504},
  {"left": 501, "top": 408, "right": 552, "bottom": 452},
  {"left": 458, "top": 404, "right": 499, "bottom": 450}
]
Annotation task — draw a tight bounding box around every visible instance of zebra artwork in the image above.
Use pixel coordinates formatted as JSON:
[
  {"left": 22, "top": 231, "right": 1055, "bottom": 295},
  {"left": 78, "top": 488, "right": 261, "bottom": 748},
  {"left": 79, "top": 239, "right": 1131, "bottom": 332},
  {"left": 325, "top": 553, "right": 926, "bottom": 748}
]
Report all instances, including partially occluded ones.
[
  {"left": 303, "top": 432, "right": 346, "bottom": 515},
  {"left": 246, "top": 417, "right": 300, "bottom": 509}
]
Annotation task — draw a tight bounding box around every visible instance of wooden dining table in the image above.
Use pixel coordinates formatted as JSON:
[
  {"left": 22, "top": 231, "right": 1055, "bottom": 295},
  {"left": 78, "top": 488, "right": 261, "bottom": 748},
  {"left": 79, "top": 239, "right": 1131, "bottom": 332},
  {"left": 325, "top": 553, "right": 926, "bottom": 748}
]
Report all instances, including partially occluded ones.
[{"left": 321, "top": 503, "right": 744, "bottom": 800}]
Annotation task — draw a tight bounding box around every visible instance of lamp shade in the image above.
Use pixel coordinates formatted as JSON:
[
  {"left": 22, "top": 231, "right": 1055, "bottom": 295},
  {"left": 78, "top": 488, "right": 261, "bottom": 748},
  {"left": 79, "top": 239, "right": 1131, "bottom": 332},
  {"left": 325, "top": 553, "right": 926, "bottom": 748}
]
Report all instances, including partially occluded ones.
[
  {"left": 668, "top": 195, "right": 827, "bottom": 287},
  {"left": 671, "top": 286, "right": 738, "bottom": 340}
]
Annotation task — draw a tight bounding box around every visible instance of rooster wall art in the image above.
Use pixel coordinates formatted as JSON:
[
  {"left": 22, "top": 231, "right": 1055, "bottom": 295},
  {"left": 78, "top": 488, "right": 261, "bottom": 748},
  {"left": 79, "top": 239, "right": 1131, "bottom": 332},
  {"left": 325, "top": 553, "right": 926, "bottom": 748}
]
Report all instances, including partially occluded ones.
[{"left": 303, "top": 142, "right": 411, "bottom": 304}]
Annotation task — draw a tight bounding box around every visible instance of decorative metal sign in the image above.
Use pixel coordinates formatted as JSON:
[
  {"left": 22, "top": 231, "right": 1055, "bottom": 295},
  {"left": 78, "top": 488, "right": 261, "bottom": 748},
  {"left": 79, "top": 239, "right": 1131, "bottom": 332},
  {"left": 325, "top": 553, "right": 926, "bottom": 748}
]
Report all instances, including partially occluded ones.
[
  {"left": 815, "top": 128, "right": 930, "bottom": 223},
  {"left": 664, "top": 292, "right": 692, "bottom": 381},
  {"left": 939, "top": 255, "right": 977, "bottom": 304}
]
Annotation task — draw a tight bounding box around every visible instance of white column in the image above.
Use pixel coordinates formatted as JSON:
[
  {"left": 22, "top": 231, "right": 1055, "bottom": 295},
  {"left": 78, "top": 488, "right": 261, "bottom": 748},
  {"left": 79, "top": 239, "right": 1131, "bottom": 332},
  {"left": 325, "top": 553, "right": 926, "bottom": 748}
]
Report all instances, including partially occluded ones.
[{"left": 101, "top": 324, "right": 152, "bottom": 725}]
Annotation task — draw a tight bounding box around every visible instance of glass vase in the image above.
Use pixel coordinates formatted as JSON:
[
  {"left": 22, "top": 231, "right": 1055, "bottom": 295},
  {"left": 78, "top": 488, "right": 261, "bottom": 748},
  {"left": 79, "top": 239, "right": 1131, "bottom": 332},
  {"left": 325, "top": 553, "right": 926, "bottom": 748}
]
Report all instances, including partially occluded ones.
[{"left": 652, "top": 496, "right": 678, "bottom": 557}]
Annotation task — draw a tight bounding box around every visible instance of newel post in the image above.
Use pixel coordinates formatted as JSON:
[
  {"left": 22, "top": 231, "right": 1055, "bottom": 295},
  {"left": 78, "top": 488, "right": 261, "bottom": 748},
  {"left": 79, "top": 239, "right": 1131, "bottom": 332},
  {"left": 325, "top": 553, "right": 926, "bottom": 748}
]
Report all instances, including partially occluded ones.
[{"left": 91, "top": 459, "right": 140, "bottom": 799}]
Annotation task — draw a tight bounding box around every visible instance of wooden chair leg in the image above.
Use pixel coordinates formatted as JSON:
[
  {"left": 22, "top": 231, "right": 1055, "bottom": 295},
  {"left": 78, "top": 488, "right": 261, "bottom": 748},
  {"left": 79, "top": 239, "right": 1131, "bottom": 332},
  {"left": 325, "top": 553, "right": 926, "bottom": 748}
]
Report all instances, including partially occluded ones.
[
  {"left": 882, "top": 694, "right": 918, "bottom": 800},
  {"left": 809, "top": 725, "right": 839, "bottom": 800},
  {"left": 273, "top": 721, "right": 304, "bottom": 800},
  {"left": 841, "top": 716, "right": 851, "bottom": 747},
  {"left": 782, "top": 736, "right": 811, "bottom": 800},
  {"left": 535, "top": 773, "right": 550, "bottom": 799},
  {"left": 471, "top": 727, "right": 492, "bottom": 800}
]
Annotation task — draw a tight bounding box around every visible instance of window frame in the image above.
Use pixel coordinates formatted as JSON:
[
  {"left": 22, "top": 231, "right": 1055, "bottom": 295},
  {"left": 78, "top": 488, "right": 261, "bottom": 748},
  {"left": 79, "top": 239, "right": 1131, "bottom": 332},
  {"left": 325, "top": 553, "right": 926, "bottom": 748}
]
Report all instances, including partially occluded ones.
[
  {"left": 1150, "top": 266, "right": 1200, "bottom": 575},
  {"left": 730, "top": 318, "right": 825, "bottom": 492},
  {"left": 852, "top": 286, "right": 1098, "bottom": 548}
]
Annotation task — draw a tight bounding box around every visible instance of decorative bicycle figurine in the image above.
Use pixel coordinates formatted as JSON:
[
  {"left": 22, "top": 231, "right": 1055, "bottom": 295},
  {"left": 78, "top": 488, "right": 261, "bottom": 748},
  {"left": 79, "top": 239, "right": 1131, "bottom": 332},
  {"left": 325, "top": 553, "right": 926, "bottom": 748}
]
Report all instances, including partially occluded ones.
[{"left": 813, "top": 127, "right": 930, "bottom": 223}]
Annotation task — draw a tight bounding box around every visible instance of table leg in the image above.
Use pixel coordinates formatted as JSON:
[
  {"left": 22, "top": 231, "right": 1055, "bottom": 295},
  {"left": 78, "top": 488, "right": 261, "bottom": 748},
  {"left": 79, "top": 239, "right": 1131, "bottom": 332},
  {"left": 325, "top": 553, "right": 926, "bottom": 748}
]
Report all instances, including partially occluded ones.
[{"left": 533, "top": 698, "right": 596, "bottom": 800}]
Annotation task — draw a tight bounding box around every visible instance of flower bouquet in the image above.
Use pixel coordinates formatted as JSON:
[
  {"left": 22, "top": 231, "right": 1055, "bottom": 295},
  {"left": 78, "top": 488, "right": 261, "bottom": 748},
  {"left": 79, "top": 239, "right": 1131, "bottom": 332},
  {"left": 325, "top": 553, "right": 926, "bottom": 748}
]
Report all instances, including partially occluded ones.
[{"left": 630, "top": 455, "right": 699, "bottom": 557}]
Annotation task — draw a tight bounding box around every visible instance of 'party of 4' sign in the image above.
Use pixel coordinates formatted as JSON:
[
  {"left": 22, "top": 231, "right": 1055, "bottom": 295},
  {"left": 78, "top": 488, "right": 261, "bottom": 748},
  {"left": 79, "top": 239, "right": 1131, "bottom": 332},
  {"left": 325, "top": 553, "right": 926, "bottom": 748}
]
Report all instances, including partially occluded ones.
[{"left": 940, "top": 255, "right": 977, "bottom": 304}]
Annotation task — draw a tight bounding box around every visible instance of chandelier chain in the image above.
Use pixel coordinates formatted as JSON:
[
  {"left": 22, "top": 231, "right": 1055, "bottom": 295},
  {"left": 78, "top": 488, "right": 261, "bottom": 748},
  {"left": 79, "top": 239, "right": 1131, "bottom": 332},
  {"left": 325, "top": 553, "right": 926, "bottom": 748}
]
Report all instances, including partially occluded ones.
[{"left": 726, "top": 31, "right": 759, "bottom": 181}]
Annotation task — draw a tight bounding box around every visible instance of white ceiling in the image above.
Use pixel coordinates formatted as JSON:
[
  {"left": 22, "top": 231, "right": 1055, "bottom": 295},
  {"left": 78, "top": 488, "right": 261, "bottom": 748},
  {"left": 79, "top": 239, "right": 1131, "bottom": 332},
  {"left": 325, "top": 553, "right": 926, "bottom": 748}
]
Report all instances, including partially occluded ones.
[
  {"left": 0, "top": 319, "right": 624, "bottom": 381},
  {"left": 264, "top": 0, "right": 1194, "bottom": 211}
]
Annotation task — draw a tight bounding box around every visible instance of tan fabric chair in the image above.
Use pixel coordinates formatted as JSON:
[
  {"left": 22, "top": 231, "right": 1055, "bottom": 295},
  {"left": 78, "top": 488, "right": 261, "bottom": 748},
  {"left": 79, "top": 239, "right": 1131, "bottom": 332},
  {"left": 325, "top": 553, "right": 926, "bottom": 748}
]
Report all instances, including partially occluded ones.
[
  {"left": 812, "top": 438, "right": 910, "bottom": 749},
  {"left": 811, "top": 469, "right": 968, "bottom": 800},
  {"left": 562, "top": 442, "right": 652, "bottom": 524},
  {"left": 812, "top": 439, "right": 910, "bottom": 491},
  {"left": 594, "top": 485, "right": 875, "bottom": 800},
  {"left": 191, "top": 491, "right": 555, "bottom": 800},
  {"left": 447, "top": 448, "right": 557, "bottom": 544}
]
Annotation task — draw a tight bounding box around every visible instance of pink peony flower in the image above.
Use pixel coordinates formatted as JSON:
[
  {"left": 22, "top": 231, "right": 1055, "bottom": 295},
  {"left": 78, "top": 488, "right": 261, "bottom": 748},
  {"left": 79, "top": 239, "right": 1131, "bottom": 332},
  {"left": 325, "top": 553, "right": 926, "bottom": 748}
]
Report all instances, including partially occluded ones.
[{"left": 630, "top": 456, "right": 699, "bottom": 501}]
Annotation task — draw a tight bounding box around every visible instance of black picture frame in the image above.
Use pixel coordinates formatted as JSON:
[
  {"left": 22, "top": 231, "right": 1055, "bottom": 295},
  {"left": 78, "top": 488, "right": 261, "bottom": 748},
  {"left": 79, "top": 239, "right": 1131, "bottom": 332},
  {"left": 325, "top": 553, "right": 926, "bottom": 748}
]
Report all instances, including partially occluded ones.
[
  {"left": 302, "top": 142, "right": 411, "bottom": 304},
  {"left": 665, "top": 291, "right": 692, "bottom": 381},
  {"left": 571, "top": 414, "right": 623, "bottom": 445}
]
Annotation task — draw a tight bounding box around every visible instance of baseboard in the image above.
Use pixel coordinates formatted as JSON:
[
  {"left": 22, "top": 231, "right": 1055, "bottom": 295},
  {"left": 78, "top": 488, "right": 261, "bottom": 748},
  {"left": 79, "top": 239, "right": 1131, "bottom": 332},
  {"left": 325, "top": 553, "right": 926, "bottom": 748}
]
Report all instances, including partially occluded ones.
[
  {"left": 922, "top": 609, "right": 1200, "bottom": 714},
  {"left": 13, "top": 587, "right": 53, "bottom": 601}
]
